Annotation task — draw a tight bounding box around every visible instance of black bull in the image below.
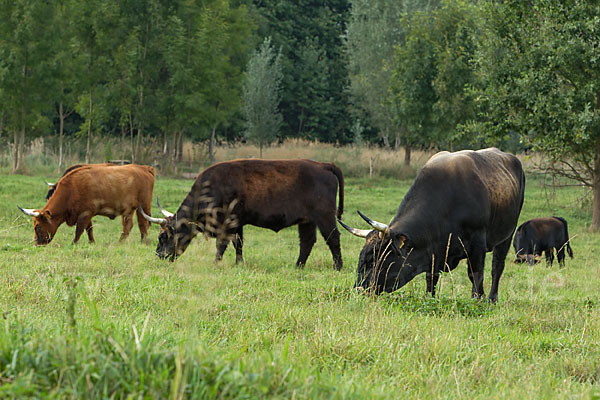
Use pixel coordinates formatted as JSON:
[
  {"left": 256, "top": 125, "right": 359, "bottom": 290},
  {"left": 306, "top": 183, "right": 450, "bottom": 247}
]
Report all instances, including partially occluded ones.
[
  {"left": 513, "top": 217, "right": 574, "bottom": 266},
  {"left": 339, "top": 148, "right": 525, "bottom": 302},
  {"left": 141, "top": 159, "right": 345, "bottom": 269}
]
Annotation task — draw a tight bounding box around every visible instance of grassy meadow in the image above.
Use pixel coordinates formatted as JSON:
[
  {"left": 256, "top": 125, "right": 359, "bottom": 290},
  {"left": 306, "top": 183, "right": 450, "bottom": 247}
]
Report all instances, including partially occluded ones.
[{"left": 1, "top": 162, "right": 600, "bottom": 398}]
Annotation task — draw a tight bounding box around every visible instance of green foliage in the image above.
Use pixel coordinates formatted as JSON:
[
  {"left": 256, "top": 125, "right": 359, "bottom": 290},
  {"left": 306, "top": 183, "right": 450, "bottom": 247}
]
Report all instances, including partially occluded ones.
[
  {"left": 254, "top": 0, "right": 352, "bottom": 143},
  {"left": 468, "top": 0, "right": 600, "bottom": 228},
  {"left": 243, "top": 38, "right": 283, "bottom": 157}
]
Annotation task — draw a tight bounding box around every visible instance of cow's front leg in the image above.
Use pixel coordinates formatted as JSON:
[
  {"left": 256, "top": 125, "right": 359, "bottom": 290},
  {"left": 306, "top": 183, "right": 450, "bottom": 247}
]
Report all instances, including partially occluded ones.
[
  {"left": 232, "top": 227, "right": 244, "bottom": 263},
  {"left": 86, "top": 221, "right": 95, "bottom": 243},
  {"left": 216, "top": 239, "right": 229, "bottom": 262},
  {"left": 425, "top": 270, "right": 440, "bottom": 297},
  {"left": 119, "top": 212, "right": 134, "bottom": 241},
  {"left": 466, "top": 235, "right": 486, "bottom": 299},
  {"left": 74, "top": 215, "right": 92, "bottom": 243},
  {"left": 296, "top": 222, "right": 316, "bottom": 268},
  {"left": 545, "top": 248, "right": 555, "bottom": 266}
]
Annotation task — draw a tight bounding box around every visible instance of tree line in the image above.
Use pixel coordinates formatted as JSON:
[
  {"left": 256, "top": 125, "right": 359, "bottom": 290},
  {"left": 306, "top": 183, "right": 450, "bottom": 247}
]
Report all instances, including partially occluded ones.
[{"left": 1, "top": 0, "right": 600, "bottom": 226}]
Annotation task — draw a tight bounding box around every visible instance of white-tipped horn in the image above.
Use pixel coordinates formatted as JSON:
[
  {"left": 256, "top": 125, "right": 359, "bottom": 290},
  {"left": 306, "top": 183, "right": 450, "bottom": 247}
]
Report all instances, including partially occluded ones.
[
  {"left": 357, "top": 210, "right": 388, "bottom": 232},
  {"left": 138, "top": 205, "right": 166, "bottom": 224},
  {"left": 338, "top": 219, "right": 370, "bottom": 238},
  {"left": 156, "top": 197, "right": 174, "bottom": 217},
  {"left": 18, "top": 206, "right": 40, "bottom": 217},
  {"left": 45, "top": 181, "right": 56, "bottom": 187}
]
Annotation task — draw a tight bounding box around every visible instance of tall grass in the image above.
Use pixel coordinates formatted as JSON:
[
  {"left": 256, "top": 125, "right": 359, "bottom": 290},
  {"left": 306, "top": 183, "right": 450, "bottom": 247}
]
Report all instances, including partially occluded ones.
[{"left": 1, "top": 136, "right": 434, "bottom": 180}]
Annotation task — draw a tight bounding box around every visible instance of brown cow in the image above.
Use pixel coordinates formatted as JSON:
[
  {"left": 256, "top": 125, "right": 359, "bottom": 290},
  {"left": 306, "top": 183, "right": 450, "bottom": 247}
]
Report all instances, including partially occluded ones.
[
  {"left": 140, "top": 159, "right": 344, "bottom": 269},
  {"left": 19, "top": 164, "right": 155, "bottom": 245}
]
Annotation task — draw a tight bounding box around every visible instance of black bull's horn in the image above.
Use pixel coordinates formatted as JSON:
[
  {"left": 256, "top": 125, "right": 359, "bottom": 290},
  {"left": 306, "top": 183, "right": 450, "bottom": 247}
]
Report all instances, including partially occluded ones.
[
  {"left": 138, "top": 204, "right": 166, "bottom": 224},
  {"left": 357, "top": 210, "right": 389, "bottom": 232},
  {"left": 156, "top": 196, "right": 174, "bottom": 217},
  {"left": 337, "top": 218, "right": 370, "bottom": 238}
]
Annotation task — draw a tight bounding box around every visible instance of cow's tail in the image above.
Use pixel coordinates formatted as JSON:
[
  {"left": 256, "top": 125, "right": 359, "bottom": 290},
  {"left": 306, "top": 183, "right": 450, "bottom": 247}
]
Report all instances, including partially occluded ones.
[
  {"left": 554, "top": 216, "right": 574, "bottom": 258},
  {"left": 325, "top": 163, "right": 344, "bottom": 220}
]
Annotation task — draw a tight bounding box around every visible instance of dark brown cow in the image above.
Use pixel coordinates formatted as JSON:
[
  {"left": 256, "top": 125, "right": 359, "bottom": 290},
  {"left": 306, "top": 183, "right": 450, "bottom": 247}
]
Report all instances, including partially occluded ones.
[
  {"left": 140, "top": 159, "right": 344, "bottom": 269},
  {"left": 19, "top": 164, "right": 155, "bottom": 245},
  {"left": 340, "top": 148, "right": 525, "bottom": 302},
  {"left": 513, "top": 217, "right": 573, "bottom": 266}
]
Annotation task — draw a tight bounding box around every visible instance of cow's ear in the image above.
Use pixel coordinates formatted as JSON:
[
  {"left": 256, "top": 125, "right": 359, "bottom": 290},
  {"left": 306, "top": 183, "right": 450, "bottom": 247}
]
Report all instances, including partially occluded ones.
[
  {"left": 42, "top": 210, "right": 52, "bottom": 220},
  {"left": 391, "top": 233, "right": 408, "bottom": 253}
]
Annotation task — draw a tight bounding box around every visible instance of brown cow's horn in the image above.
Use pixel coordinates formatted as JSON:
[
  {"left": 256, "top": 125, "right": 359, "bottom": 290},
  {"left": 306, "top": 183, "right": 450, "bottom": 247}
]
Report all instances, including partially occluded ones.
[
  {"left": 337, "top": 219, "right": 370, "bottom": 238},
  {"left": 156, "top": 197, "right": 174, "bottom": 217},
  {"left": 357, "top": 210, "right": 388, "bottom": 232},
  {"left": 138, "top": 205, "right": 166, "bottom": 224},
  {"left": 45, "top": 181, "right": 55, "bottom": 187},
  {"left": 18, "top": 206, "right": 40, "bottom": 217}
]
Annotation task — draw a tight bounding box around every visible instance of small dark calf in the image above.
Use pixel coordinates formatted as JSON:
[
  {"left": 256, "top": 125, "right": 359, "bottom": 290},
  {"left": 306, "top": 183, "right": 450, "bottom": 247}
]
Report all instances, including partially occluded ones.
[{"left": 513, "top": 217, "right": 573, "bottom": 266}]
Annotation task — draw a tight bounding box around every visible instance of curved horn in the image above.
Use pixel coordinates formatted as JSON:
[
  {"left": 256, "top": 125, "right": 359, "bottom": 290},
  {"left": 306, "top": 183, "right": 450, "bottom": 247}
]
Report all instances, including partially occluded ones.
[
  {"left": 138, "top": 204, "right": 166, "bottom": 224},
  {"left": 18, "top": 206, "right": 40, "bottom": 217},
  {"left": 357, "top": 210, "right": 388, "bottom": 232},
  {"left": 338, "top": 219, "right": 370, "bottom": 238},
  {"left": 45, "top": 181, "right": 56, "bottom": 187},
  {"left": 156, "top": 197, "right": 174, "bottom": 217}
]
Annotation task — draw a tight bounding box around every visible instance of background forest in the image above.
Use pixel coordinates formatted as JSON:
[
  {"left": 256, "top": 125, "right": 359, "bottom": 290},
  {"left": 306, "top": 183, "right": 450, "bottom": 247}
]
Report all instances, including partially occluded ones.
[{"left": 1, "top": 0, "right": 600, "bottom": 226}]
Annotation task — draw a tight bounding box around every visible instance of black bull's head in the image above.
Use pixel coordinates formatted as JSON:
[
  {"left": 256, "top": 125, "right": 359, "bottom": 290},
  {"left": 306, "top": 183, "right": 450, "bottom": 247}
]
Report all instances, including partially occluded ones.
[
  {"left": 139, "top": 196, "right": 238, "bottom": 261},
  {"left": 138, "top": 198, "right": 192, "bottom": 261},
  {"left": 338, "top": 211, "right": 430, "bottom": 294}
]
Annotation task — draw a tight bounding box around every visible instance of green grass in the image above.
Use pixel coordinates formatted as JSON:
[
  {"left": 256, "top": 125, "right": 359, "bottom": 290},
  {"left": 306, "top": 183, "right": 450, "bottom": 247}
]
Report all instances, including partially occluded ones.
[{"left": 1, "top": 173, "right": 599, "bottom": 398}]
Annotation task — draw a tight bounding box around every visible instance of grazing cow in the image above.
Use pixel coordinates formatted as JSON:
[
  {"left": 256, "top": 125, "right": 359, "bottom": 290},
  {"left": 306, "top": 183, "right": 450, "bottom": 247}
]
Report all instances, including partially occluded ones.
[
  {"left": 513, "top": 217, "right": 573, "bottom": 266},
  {"left": 45, "top": 163, "right": 116, "bottom": 200},
  {"left": 19, "top": 164, "right": 155, "bottom": 245},
  {"left": 140, "top": 159, "right": 344, "bottom": 269},
  {"left": 339, "top": 148, "right": 525, "bottom": 302}
]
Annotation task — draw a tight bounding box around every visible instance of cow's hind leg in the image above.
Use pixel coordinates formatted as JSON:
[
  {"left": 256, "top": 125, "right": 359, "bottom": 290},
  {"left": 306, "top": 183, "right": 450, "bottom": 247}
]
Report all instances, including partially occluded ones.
[
  {"left": 296, "top": 222, "right": 317, "bottom": 268},
  {"left": 120, "top": 212, "right": 134, "bottom": 242},
  {"left": 466, "top": 234, "right": 486, "bottom": 299},
  {"left": 317, "top": 219, "right": 342, "bottom": 270},
  {"left": 489, "top": 236, "right": 511, "bottom": 302}
]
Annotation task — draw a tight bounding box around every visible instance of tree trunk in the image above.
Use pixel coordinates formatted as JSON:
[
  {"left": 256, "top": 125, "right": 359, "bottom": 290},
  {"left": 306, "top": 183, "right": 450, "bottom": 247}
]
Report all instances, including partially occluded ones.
[
  {"left": 591, "top": 138, "right": 600, "bottom": 231},
  {"left": 85, "top": 90, "right": 93, "bottom": 164},
  {"left": 58, "top": 102, "right": 64, "bottom": 172},
  {"left": 404, "top": 144, "right": 411, "bottom": 166},
  {"left": 136, "top": 126, "right": 143, "bottom": 163},
  {"left": 394, "top": 133, "right": 401, "bottom": 152},
  {"left": 170, "top": 130, "right": 178, "bottom": 173},
  {"left": 0, "top": 110, "right": 5, "bottom": 138},
  {"left": 382, "top": 130, "right": 390, "bottom": 150},
  {"left": 177, "top": 131, "right": 183, "bottom": 162},
  {"left": 129, "top": 112, "right": 135, "bottom": 162},
  {"left": 209, "top": 127, "right": 216, "bottom": 164},
  {"left": 259, "top": 142, "right": 263, "bottom": 158},
  {"left": 12, "top": 126, "right": 19, "bottom": 173},
  {"left": 120, "top": 124, "right": 126, "bottom": 160},
  {"left": 163, "top": 126, "right": 168, "bottom": 155}
]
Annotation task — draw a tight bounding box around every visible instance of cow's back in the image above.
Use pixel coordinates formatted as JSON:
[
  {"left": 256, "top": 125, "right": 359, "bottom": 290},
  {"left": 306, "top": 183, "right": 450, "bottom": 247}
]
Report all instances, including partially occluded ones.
[
  {"left": 395, "top": 148, "right": 524, "bottom": 248},
  {"left": 196, "top": 159, "right": 340, "bottom": 228},
  {"left": 50, "top": 164, "right": 155, "bottom": 218}
]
